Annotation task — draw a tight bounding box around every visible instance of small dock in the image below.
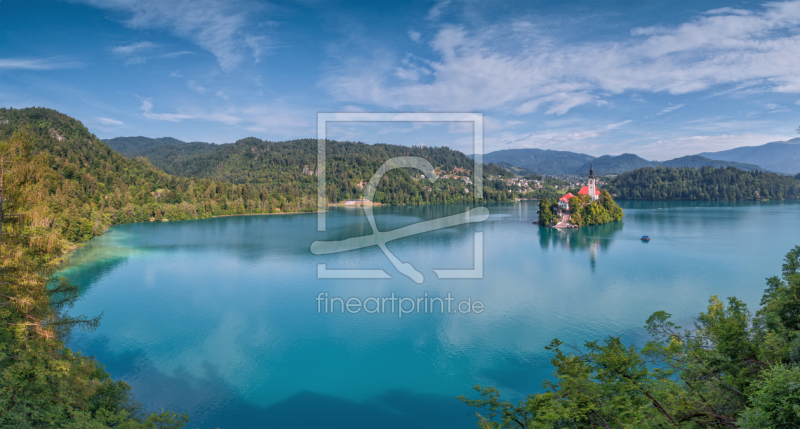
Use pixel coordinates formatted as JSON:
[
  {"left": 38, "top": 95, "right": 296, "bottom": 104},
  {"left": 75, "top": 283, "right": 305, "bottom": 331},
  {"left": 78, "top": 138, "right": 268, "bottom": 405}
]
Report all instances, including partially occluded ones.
[{"left": 555, "top": 214, "right": 572, "bottom": 228}]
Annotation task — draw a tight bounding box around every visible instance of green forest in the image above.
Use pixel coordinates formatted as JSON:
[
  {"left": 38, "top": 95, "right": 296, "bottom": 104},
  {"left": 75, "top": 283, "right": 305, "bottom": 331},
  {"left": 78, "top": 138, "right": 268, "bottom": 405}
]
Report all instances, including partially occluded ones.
[
  {"left": 461, "top": 245, "right": 800, "bottom": 428},
  {"left": 537, "top": 190, "right": 624, "bottom": 227},
  {"left": 104, "top": 131, "right": 521, "bottom": 206},
  {"left": 0, "top": 107, "right": 526, "bottom": 245},
  {"left": 0, "top": 128, "right": 190, "bottom": 426},
  {"left": 607, "top": 166, "right": 800, "bottom": 201}
]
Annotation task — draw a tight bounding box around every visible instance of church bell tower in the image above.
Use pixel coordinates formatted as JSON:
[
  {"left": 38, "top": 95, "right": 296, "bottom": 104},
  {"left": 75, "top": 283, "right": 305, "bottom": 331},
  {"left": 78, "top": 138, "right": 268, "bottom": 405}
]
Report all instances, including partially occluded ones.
[{"left": 588, "top": 162, "right": 598, "bottom": 201}]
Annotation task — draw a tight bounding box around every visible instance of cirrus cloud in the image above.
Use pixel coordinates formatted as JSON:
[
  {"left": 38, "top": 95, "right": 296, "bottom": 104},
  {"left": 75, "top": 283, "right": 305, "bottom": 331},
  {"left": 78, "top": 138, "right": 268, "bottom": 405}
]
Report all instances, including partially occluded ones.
[
  {"left": 323, "top": 1, "right": 800, "bottom": 115},
  {"left": 75, "top": 0, "right": 270, "bottom": 71}
]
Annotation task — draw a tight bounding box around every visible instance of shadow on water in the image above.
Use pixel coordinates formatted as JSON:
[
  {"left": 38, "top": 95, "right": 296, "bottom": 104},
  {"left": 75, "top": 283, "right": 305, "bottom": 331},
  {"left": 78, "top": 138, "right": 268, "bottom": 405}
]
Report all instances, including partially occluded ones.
[{"left": 73, "top": 335, "right": 475, "bottom": 429}]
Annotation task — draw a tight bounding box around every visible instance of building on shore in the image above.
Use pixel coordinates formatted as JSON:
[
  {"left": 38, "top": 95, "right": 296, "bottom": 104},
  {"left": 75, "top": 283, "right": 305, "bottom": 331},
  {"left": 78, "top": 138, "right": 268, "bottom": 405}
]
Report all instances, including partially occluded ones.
[
  {"left": 343, "top": 199, "right": 373, "bottom": 206},
  {"left": 558, "top": 192, "right": 575, "bottom": 210}
]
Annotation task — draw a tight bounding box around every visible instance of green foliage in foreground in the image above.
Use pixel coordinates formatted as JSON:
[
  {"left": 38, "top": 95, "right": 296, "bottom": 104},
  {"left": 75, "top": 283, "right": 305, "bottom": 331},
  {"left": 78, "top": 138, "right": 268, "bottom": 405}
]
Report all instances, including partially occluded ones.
[
  {"left": 0, "top": 132, "right": 190, "bottom": 427},
  {"left": 607, "top": 165, "right": 800, "bottom": 201},
  {"left": 460, "top": 246, "right": 800, "bottom": 428}
]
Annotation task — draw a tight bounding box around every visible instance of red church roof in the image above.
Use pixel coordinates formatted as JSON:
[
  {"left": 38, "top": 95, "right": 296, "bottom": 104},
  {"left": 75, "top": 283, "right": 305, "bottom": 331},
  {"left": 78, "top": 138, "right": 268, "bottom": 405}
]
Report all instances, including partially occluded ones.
[
  {"left": 559, "top": 192, "right": 575, "bottom": 202},
  {"left": 578, "top": 186, "right": 601, "bottom": 196}
]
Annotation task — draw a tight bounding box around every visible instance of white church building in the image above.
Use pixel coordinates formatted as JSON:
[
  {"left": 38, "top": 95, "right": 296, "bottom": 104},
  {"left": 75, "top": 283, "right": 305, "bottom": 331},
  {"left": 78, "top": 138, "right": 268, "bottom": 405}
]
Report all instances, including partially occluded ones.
[{"left": 558, "top": 163, "right": 600, "bottom": 210}]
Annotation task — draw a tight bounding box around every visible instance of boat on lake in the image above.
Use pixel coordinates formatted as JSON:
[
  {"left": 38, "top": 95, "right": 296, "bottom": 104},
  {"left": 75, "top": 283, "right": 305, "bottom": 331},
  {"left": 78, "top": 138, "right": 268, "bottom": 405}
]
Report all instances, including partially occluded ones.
[{"left": 641, "top": 236, "right": 650, "bottom": 242}]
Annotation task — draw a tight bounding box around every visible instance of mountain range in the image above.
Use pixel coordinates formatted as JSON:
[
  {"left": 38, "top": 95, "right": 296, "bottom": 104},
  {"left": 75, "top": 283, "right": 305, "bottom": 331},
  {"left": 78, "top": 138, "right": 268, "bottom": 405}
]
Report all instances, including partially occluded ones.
[
  {"left": 698, "top": 138, "right": 800, "bottom": 175},
  {"left": 109, "top": 135, "right": 796, "bottom": 178},
  {"left": 475, "top": 140, "right": 800, "bottom": 175}
]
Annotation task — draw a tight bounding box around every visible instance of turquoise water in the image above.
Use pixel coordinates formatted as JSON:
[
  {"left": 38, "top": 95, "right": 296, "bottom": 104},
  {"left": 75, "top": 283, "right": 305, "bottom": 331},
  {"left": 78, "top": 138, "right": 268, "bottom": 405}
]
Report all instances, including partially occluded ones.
[{"left": 61, "top": 200, "right": 800, "bottom": 428}]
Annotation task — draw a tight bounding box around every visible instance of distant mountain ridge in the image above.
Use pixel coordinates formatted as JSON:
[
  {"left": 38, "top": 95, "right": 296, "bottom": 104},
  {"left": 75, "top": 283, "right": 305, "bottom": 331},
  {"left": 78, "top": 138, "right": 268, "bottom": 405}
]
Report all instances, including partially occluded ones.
[
  {"left": 475, "top": 148, "right": 764, "bottom": 176},
  {"left": 473, "top": 148, "right": 593, "bottom": 175},
  {"left": 103, "top": 136, "right": 218, "bottom": 172},
  {"left": 698, "top": 138, "right": 800, "bottom": 174},
  {"left": 576, "top": 153, "right": 653, "bottom": 175},
  {"left": 108, "top": 136, "right": 782, "bottom": 178}
]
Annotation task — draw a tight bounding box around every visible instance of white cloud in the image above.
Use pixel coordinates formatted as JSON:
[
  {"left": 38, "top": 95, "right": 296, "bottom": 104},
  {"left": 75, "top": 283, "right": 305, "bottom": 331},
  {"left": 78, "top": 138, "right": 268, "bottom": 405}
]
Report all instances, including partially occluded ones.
[
  {"left": 136, "top": 97, "right": 309, "bottom": 135},
  {"left": 658, "top": 104, "right": 684, "bottom": 115},
  {"left": 606, "top": 120, "right": 633, "bottom": 130},
  {"left": 111, "top": 41, "right": 157, "bottom": 56},
  {"left": 76, "top": 0, "right": 267, "bottom": 71},
  {"left": 485, "top": 118, "right": 524, "bottom": 132},
  {"left": 447, "top": 122, "right": 473, "bottom": 134},
  {"left": 517, "top": 92, "right": 596, "bottom": 116},
  {"left": 634, "top": 133, "right": 792, "bottom": 160},
  {"left": 426, "top": 0, "right": 450, "bottom": 21},
  {"left": 324, "top": 1, "right": 800, "bottom": 115},
  {"left": 139, "top": 98, "right": 193, "bottom": 122},
  {"left": 0, "top": 56, "right": 82, "bottom": 70},
  {"left": 341, "top": 105, "right": 366, "bottom": 112},
  {"left": 216, "top": 90, "right": 229, "bottom": 99},
  {"left": 703, "top": 7, "right": 751, "bottom": 16},
  {"left": 408, "top": 30, "right": 421, "bottom": 43},
  {"left": 98, "top": 117, "right": 124, "bottom": 126},
  {"left": 187, "top": 80, "right": 207, "bottom": 94},
  {"left": 238, "top": 105, "right": 310, "bottom": 133},
  {"left": 245, "top": 35, "right": 270, "bottom": 62},
  {"left": 112, "top": 41, "right": 192, "bottom": 65},
  {"left": 485, "top": 120, "right": 634, "bottom": 154}
]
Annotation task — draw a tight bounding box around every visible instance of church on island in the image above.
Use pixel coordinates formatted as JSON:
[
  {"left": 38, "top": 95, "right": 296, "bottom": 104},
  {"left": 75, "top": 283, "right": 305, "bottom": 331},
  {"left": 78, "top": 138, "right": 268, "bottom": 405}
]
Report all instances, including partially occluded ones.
[{"left": 558, "top": 164, "right": 600, "bottom": 211}]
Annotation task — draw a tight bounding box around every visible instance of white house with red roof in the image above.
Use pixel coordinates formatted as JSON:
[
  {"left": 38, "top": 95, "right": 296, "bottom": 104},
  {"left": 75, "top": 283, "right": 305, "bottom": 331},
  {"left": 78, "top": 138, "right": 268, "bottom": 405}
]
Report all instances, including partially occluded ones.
[{"left": 558, "top": 192, "right": 575, "bottom": 210}]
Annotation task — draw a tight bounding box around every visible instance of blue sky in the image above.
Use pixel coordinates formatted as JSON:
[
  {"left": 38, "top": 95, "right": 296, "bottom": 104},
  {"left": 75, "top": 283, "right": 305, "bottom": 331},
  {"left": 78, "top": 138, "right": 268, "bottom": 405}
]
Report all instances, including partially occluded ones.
[{"left": 2, "top": 0, "right": 800, "bottom": 159}]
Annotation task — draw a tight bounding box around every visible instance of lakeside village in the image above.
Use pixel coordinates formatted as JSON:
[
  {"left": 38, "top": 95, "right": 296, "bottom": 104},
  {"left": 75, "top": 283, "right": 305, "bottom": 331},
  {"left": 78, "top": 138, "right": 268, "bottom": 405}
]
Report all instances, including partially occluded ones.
[
  {"left": 536, "top": 164, "right": 625, "bottom": 228},
  {"left": 338, "top": 166, "right": 607, "bottom": 206},
  {"left": 335, "top": 166, "right": 623, "bottom": 225}
]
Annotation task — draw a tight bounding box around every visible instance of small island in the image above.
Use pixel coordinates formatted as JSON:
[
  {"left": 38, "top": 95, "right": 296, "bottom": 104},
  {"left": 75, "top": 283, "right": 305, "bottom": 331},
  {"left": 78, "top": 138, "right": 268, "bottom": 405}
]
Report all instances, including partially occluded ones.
[{"left": 538, "top": 164, "right": 624, "bottom": 227}]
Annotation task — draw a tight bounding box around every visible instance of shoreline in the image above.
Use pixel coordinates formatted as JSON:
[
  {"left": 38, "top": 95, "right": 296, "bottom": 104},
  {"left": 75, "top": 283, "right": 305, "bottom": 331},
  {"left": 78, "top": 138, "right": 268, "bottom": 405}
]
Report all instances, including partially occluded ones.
[{"left": 210, "top": 209, "right": 325, "bottom": 218}]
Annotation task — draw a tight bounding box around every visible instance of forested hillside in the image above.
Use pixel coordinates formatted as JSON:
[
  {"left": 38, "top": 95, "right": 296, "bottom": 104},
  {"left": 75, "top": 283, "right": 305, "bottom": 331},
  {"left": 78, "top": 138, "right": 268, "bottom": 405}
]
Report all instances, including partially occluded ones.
[
  {"left": 0, "top": 108, "right": 286, "bottom": 242},
  {"left": 660, "top": 155, "right": 762, "bottom": 171},
  {"left": 0, "top": 121, "right": 190, "bottom": 426},
  {"left": 102, "top": 136, "right": 218, "bottom": 163},
  {"left": 0, "top": 108, "right": 522, "bottom": 244},
  {"left": 607, "top": 166, "right": 800, "bottom": 201},
  {"left": 105, "top": 135, "right": 518, "bottom": 205}
]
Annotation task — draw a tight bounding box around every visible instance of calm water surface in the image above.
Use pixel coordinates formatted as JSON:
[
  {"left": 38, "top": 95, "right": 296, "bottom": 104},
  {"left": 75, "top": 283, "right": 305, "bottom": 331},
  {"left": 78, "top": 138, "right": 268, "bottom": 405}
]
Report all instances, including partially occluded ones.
[{"left": 61, "top": 200, "right": 800, "bottom": 428}]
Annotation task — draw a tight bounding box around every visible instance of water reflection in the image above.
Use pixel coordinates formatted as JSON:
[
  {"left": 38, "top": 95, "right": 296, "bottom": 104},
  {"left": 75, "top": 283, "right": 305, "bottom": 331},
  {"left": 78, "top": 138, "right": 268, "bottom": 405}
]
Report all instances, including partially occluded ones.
[{"left": 537, "top": 221, "right": 624, "bottom": 271}]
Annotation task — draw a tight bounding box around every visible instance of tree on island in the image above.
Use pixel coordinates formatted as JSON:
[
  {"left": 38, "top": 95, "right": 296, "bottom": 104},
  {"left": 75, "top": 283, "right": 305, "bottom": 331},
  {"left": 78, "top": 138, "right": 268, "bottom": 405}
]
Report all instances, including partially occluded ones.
[
  {"left": 569, "top": 190, "right": 624, "bottom": 226},
  {"left": 538, "top": 198, "right": 557, "bottom": 225}
]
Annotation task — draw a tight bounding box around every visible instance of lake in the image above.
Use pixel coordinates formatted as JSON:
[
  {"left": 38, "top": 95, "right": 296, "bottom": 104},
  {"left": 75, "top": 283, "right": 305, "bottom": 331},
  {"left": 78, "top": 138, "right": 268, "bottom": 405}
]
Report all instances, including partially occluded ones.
[{"left": 61, "top": 200, "right": 800, "bottom": 428}]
